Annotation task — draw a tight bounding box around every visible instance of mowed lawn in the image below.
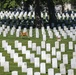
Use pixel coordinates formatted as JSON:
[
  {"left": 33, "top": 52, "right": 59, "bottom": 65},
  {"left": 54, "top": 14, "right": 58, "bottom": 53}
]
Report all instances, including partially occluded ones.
[{"left": 0, "top": 28, "right": 76, "bottom": 75}]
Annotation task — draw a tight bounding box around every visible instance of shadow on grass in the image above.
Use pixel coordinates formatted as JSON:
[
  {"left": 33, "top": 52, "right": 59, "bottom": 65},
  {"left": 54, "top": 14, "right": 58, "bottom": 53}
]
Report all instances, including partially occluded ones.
[{"left": 21, "top": 37, "right": 30, "bottom": 40}]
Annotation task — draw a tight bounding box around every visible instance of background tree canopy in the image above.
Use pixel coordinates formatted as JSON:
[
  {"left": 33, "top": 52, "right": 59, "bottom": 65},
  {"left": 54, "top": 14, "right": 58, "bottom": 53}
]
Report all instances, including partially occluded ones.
[
  {"left": 0, "top": 0, "right": 76, "bottom": 10},
  {"left": 0, "top": 0, "right": 26, "bottom": 10}
]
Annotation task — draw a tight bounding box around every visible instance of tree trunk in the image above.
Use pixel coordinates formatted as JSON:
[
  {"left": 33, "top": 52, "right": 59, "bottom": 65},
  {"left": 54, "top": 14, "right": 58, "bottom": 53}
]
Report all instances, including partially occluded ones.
[
  {"left": 59, "top": 0, "right": 64, "bottom": 13},
  {"left": 24, "top": 1, "right": 29, "bottom": 11},
  {"left": 35, "top": 0, "right": 41, "bottom": 17},
  {"left": 47, "top": 0, "right": 57, "bottom": 27},
  {"left": 35, "top": 0, "right": 41, "bottom": 28}
]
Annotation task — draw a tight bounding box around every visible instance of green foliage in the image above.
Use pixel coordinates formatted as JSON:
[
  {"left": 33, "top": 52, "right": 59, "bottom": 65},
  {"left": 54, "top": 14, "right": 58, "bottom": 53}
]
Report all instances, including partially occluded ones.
[
  {"left": 54, "top": 0, "right": 71, "bottom": 5},
  {"left": 3, "top": 2, "right": 8, "bottom": 8},
  {"left": 0, "top": 0, "right": 75, "bottom": 10},
  {"left": 8, "top": 0, "right": 16, "bottom": 8},
  {"left": 0, "top": 0, "right": 21, "bottom": 10}
]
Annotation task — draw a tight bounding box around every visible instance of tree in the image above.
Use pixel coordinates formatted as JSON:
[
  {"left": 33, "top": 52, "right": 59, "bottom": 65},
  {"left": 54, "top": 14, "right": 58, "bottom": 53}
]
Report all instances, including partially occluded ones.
[
  {"left": 0, "top": 0, "right": 18, "bottom": 10},
  {"left": 47, "top": 0, "right": 57, "bottom": 27}
]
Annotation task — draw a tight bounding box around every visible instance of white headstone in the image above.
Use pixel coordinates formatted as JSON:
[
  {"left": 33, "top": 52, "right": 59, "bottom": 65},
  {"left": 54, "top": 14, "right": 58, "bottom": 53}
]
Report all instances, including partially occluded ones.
[
  {"left": 72, "top": 35, "right": 75, "bottom": 41},
  {"left": 56, "top": 51, "right": 61, "bottom": 60},
  {"left": 48, "top": 68, "right": 54, "bottom": 75},
  {"left": 0, "top": 27, "right": 2, "bottom": 35},
  {"left": 63, "top": 33, "right": 67, "bottom": 39},
  {"left": 74, "top": 44, "right": 76, "bottom": 52},
  {"left": 12, "top": 71, "right": 18, "bottom": 75},
  {"left": 4, "top": 61, "right": 9, "bottom": 72},
  {"left": 26, "top": 50, "right": 30, "bottom": 59},
  {"left": 63, "top": 54, "right": 68, "bottom": 64},
  {"left": 13, "top": 53, "right": 19, "bottom": 63},
  {"left": 36, "top": 28, "right": 39, "bottom": 38},
  {"left": 3, "top": 31, "right": 6, "bottom": 37},
  {"left": 52, "top": 58, "right": 58, "bottom": 68},
  {"left": 27, "top": 68, "right": 33, "bottom": 75},
  {"left": 0, "top": 53, "right": 2, "bottom": 58},
  {"left": 29, "top": 27, "right": 33, "bottom": 37},
  {"left": 34, "top": 57, "right": 40, "bottom": 67},
  {"left": 4, "top": 42, "right": 8, "bottom": 51},
  {"left": 40, "top": 63, "right": 46, "bottom": 74},
  {"left": 41, "top": 51, "right": 46, "bottom": 60},
  {"left": 7, "top": 45, "right": 12, "bottom": 54},
  {"left": 1, "top": 57, "right": 5, "bottom": 63},
  {"left": 46, "top": 54, "right": 51, "bottom": 63},
  {"left": 22, "top": 46, "right": 26, "bottom": 54},
  {"left": 17, "top": 60, "right": 22, "bottom": 66},
  {"left": 55, "top": 41, "right": 59, "bottom": 49},
  {"left": 14, "top": 40, "right": 19, "bottom": 48},
  {"left": 71, "top": 59, "right": 76, "bottom": 69},
  {"left": 16, "top": 29, "right": 20, "bottom": 37},
  {"left": 2, "top": 40, "right": 6, "bottom": 48},
  {"left": 55, "top": 73, "right": 61, "bottom": 75},
  {"left": 18, "top": 42, "right": 22, "bottom": 50},
  {"left": 32, "top": 43, "right": 36, "bottom": 51},
  {"left": 36, "top": 46, "right": 41, "bottom": 55},
  {"left": 10, "top": 29, "right": 14, "bottom": 35},
  {"left": 41, "top": 41, "right": 45, "bottom": 49},
  {"left": 43, "top": 34, "right": 46, "bottom": 41},
  {"left": 28, "top": 40, "right": 32, "bottom": 48},
  {"left": 34, "top": 72, "right": 40, "bottom": 75},
  {"left": 30, "top": 53, "right": 35, "bottom": 63},
  {"left": 68, "top": 69, "right": 74, "bottom": 75},
  {"left": 22, "top": 62, "right": 27, "bottom": 72},
  {"left": 60, "top": 44, "right": 65, "bottom": 52},
  {"left": 60, "top": 63, "right": 66, "bottom": 74},
  {"left": 10, "top": 50, "right": 15, "bottom": 58},
  {"left": 46, "top": 43, "right": 51, "bottom": 52},
  {"left": 69, "top": 41, "right": 73, "bottom": 50},
  {"left": 49, "top": 31, "right": 53, "bottom": 39},
  {"left": 73, "top": 52, "right": 76, "bottom": 59},
  {"left": 52, "top": 47, "right": 56, "bottom": 56}
]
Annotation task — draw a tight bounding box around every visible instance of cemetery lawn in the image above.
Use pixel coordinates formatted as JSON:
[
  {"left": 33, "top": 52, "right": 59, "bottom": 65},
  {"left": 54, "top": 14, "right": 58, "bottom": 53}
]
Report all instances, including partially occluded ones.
[{"left": 0, "top": 29, "right": 76, "bottom": 75}]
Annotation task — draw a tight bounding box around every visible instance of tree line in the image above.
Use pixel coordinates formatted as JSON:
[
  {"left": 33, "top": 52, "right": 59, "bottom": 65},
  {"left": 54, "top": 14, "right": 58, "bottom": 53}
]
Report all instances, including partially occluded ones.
[{"left": 0, "top": 0, "right": 76, "bottom": 11}]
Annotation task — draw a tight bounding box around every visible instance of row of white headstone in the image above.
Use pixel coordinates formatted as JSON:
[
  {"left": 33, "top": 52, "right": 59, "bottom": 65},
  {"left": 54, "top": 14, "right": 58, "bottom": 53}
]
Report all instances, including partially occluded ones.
[
  {"left": 0, "top": 53, "right": 9, "bottom": 72},
  {"left": 0, "top": 11, "right": 35, "bottom": 19},
  {"left": 64, "top": 26, "right": 76, "bottom": 41},
  {"left": 71, "top": 51, "right": 76, "bottom": 69},
  {"left": 1, "top": 40, "right": 76, "bottom": 75},
  {"left": 1, "top": 10, "right": 76, "bottom": 20},
  {"left": 53, "top": 26, "right": 76, "bottom": 41},
  {"left": 11, "top": 68, "right": 74, "bottom": 75},
  {"left": 12, "top": 40, "right": 76, "bottom": 67},
  {"left": 0, "top": 25, "right": 75, "bottom": 50},
  {"left": 0, "top": 11, "right": 48, "bottom": 20},
  {"left": 0, "top": 25, "right": 10, "bottom": 37},
  {"left": 1, "top": 40, "right": 52, "bottom": 74},
  {"left": 0, "top": 25, "right": 76, "bottom": 41},
  {"left": 1, "top": 40, "right": 49, "bottom": 74},
  {"left": 2, "top": 40, "right": 33, "bottom": 74},
  {"left": 57, "top": 12, "right": 76, "bottom": 20},
  {"left": 18, "top": 40, "right": 76, "bottom": 70},
  {"left": 47, "top": 26, "right": 53, "bottom": 39},
  {"left": 28, "top": 40, "right": 75, "bottom": 51}
]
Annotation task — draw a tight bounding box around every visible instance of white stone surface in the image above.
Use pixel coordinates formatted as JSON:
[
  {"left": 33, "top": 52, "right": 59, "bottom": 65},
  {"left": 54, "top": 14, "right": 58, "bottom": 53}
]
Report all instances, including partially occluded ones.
[
  {"left": 48, "top": 68, "right": 54, "bottom": 75},
  {"left": 40, "top": 63, "right": 46, "bottom": 74},
  {"left": 52, "top": 58, "right": 58, "bottom": 68},
  {"left": 12, "top": 71, "right": 18, "bottom": 75}
]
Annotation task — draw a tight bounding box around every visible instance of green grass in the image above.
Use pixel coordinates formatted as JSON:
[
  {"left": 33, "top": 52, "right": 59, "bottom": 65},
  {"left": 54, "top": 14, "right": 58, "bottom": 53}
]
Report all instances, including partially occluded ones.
[{"left": 0, "top": 29, "right": 76, "bottom": 75}]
